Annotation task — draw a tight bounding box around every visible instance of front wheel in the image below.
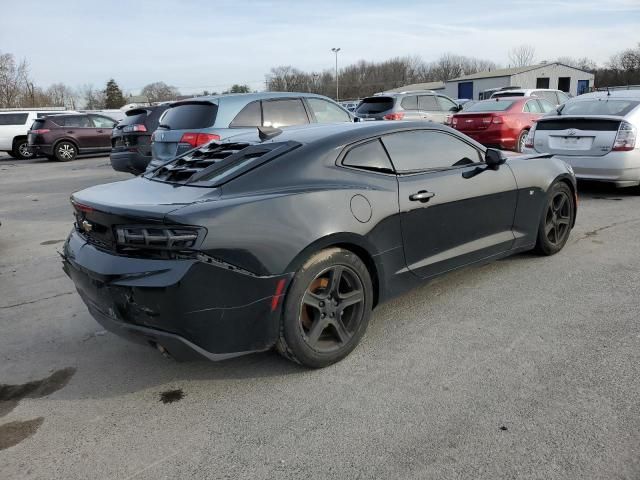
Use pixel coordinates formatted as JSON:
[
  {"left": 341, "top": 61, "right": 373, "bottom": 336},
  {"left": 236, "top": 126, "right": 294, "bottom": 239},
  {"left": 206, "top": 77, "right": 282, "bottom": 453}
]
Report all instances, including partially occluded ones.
[
  {"left": 55, "top": 142, "right": 77, "bottom": 161},
  {"left": 276, "top": 248, "right": 373, "bottom": 368},
  {"left": 534, "top": 182, "right": 575, "bottom": 255}
]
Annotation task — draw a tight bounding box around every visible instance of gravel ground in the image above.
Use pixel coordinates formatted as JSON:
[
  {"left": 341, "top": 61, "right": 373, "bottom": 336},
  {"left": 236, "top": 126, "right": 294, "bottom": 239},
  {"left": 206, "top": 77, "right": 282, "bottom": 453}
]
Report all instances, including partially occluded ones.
[{"left": 0, "top": 154, "right": 639, "bottom": 480}]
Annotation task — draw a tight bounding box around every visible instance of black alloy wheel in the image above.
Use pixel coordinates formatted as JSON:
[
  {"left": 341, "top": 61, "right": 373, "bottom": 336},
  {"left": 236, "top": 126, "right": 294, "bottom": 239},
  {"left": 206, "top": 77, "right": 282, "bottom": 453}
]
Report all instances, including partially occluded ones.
[
  {"left": 276, "top": 248, "right": 373, "bottom": 368},
  {"left": 535, "top": 182, "right": 575, "bottom": 255}
]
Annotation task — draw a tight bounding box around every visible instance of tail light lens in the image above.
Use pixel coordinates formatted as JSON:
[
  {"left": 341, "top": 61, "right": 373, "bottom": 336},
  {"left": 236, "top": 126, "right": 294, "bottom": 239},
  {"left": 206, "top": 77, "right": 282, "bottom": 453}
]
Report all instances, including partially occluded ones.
[
  {"left": 123, "top": 124, "right": 147, "bottom": 133},
  {"left": 383, "top": 112, "right": 405, "bottom": 121},
  {"left": 482, "top": 116, "right": 492, "bottom": 124},
  {"left": 525, "top": 123, "right": 537, "bottom": 149},
  {"left": 491, "top": 116, "right": 503, "bottom": 124},
  {"left": 451, "top": 117, "right": 458, "bottom": 127},
  {"left": 612, "top": 121, "right": 637, "bottom": 151},
  {"left": 115, "top": 225, "right": 205, "bottom": 251},
  {"left": 179, "top": 133, "right": 221, "bottom": 148},
  {"left": 30, "top": 129, "right": 50, "bottom": 134}
]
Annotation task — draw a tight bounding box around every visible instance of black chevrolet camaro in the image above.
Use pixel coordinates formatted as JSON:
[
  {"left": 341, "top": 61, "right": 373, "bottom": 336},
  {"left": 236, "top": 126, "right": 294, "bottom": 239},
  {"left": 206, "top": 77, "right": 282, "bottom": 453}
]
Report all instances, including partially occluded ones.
[{"left": 63, "top": 122, "right": 577, "bottom": 368}]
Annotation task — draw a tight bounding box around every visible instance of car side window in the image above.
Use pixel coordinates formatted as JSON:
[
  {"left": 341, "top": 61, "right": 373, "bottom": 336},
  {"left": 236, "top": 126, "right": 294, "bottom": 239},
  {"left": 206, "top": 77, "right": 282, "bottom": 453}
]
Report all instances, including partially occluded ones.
[
  {"left": 381, "top": 130, "right": 482, "bottom": 172},
  {"left": 64, "top": 116, "right": 92, "bottom": 127},
  {"left": 342, "top": 139, "right": 394, "bottom": 173},
  {"left": 307, "top": 98, "right": 351, "bottom": 123},
  {"left": 437, "top": 96, "right": 458, "bottom": 112},
  {"left": 525, "top": 100, "right": 542, "bottom": 113},
  {"left": 262, "top": 99, "right": 309, "bottom": 127},
  {"left": 534, "top": 91, "right": 557, "bottom": 105},
  {"left": 400, "top": 95, "right": 418, "bottom": 110},
  {"left": 229, "top": 101, "right": 262, "bottom": 128},
  {"left": 418, "top": 95, "right": 440, "bottom": 111},
  {"left": 538, "top": 99, "right": 556, "bottom": 113},
  {"left": 91, "top": 115, "right": 116, "bottom": 128}
]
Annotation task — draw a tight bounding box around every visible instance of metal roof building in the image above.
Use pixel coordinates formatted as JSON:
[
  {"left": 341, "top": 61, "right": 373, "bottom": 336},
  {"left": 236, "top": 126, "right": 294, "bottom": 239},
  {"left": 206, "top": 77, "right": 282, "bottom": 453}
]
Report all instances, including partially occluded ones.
[{"left": 442, "top": 62, "right": 595, "bottom": 100}]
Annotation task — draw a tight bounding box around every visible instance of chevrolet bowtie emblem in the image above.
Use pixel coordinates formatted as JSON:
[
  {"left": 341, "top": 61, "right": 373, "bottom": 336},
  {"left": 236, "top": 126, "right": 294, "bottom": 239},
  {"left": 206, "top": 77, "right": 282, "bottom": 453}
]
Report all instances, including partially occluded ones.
[{"left": 81, "top": 220, "right": 93, "bottom": 233}]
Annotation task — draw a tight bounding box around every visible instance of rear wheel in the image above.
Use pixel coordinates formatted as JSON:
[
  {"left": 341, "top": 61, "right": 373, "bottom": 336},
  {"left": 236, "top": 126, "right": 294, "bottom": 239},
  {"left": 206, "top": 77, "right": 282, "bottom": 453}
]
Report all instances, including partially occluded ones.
[
  {"left": 516, "top": 129, "right": 529, "bottom": 153},
  {"left": 276, "top": 248, "right": 373, "bottom": 368},
  {"left": 11, "top": 138, "right": 34, "bottom": 160},
  {"left": 534, "top": 182, "right": 575, "bottom": 255},
  {"left": 54, "top": 141, "right": 77, "bottom": 162}
]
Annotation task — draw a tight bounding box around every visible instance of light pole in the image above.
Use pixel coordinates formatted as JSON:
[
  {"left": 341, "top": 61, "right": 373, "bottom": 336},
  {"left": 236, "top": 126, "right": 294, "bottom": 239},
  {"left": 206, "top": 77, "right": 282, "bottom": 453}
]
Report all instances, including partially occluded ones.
[{"left": 331, "top": 47, "right": 341, "bottom": 101}]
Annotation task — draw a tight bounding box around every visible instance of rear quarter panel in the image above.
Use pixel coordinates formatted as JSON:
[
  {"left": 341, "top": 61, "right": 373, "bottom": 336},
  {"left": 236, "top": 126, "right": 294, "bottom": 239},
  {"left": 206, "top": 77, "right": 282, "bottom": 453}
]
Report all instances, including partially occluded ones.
[{"left": 507, "top": 156, "right": 576, "bottom": 248}]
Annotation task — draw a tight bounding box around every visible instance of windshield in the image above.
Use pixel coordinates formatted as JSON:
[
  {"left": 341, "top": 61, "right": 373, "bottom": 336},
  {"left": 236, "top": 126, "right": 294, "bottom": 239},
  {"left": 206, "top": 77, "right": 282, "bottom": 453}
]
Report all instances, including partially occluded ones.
[
  {"left": 463, "top": 100, "right": 515, "bottom": 112},
  {"left": 559, "top": 99, "right": 640, "bottom": 117},
  {"left": 356, "top": 97, "right": 394, "bottom": 114}
]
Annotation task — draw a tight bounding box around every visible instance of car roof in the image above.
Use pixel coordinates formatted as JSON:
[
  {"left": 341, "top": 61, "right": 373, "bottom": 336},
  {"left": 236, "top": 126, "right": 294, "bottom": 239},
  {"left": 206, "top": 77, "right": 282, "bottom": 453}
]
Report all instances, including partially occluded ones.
[
  {"left": 173, "top": 92, "right": 334, "bottom": 105},
  {"left": 223, "top": 121, "right": 483, "bottom": 150},
  {"left": 573, "top": 90, "right": 640, "bottom": 101},
  {"left": 495, "top": 88, "right": 561, "bottom": 93}
]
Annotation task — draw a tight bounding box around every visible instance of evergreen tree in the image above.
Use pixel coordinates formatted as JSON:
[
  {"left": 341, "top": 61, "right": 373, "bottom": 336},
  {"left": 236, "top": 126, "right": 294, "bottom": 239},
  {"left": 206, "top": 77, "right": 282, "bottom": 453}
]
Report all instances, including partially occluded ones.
[{"left": 103, "top": 79, "right": 125, "bottom": 108}]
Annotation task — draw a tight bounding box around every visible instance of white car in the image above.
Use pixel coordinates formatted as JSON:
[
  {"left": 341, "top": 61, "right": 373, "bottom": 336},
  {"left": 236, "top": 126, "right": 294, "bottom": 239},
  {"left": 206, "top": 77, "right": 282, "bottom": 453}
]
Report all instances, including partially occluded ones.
[
  {"left": 491, "top": 88, "right": 570, "bottom": 107},
  {"left": 0, "top": 109, "right": 74, "bottom": 159},
  {"left": 523, "top": 90, "right": 640, "bottom": 189}
]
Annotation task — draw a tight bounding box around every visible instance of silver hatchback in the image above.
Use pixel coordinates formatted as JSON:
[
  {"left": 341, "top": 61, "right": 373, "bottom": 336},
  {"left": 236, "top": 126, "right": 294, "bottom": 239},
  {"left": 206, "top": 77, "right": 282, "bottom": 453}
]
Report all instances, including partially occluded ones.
[{"left": 524, "top": 90, "right": 640, "bottom": 189}]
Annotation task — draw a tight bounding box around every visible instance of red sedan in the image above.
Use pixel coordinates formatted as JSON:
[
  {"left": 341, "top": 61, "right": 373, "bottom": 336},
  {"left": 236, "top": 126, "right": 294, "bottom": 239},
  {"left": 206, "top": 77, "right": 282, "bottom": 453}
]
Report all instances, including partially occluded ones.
[{"left": 451, "top": 97, "right": 555, "bottom": 152}]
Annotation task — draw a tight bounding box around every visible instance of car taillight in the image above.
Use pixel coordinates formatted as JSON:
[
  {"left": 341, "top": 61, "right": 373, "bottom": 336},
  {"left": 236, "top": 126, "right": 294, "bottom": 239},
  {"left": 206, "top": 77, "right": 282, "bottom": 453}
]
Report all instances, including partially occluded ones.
[
  {"left": 123, "top": 124, "right": 147, "bottom": 133},
  {"left": 525, "top": 123, "right": 537, "bottom": 148},
  {"left": 179, "top": 132, "right": 221, "bottom": 148},
  {"left": 30, "top": 129, "right": 50, "bottom": 134},
  {"left": 482, "top": 117, "right": 492, "bottom": 124},
  {"left": 115, "top": 225, "right": 205, "bottom": 251},
  {"left": 492, "top": 116, "right": 503, "bottom": 124},
  {"left": 612, "top": 121, "right": 636, "bottom": 151},
  {"left": 451, "top": 117, "right": 458, "bottom": 126},
  {"left": 383, "top": 112, "right": 405, "bottom": 121}
]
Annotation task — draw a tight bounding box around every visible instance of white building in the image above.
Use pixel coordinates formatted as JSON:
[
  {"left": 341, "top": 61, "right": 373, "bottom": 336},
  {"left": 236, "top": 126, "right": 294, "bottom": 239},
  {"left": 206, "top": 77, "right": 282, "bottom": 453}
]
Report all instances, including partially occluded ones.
[{"left": 443, "top": 63, "right": 595, "bottom": 100}]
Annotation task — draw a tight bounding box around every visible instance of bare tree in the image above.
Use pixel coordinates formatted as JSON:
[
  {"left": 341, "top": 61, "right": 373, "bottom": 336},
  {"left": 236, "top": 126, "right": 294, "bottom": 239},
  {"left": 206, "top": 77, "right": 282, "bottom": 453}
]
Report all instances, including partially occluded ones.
[
  {"left": 0, "top": 52, "right": 30, "bottom": 107},
  {"left": 46, "top": 83, "right": 77, "bottom": 108},
  {"left": 140, "top": 81, "right": 180, "bottom": 102},
  {"left": 508, "top": 45, "right": 536, "bottom": 67},
  {"left": 80, "top": 84, "right": 105, "bottom": 110},
  {"left": 556, "top": 56, "right": 597, "bottom": 71}
]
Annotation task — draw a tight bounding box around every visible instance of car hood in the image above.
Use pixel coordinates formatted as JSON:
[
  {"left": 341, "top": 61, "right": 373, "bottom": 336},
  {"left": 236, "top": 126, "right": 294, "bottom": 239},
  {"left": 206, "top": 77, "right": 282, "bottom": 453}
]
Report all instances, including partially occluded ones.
[{"left": 71, "top": 177, "right": 221, "bottom": 220}]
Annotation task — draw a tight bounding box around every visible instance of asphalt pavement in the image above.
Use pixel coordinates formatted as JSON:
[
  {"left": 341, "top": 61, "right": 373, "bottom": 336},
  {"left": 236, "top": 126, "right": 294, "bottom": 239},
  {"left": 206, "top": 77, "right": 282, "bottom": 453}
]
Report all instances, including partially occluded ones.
[{"left": 0, "top": 154, "right": 638, "bottom": 479}]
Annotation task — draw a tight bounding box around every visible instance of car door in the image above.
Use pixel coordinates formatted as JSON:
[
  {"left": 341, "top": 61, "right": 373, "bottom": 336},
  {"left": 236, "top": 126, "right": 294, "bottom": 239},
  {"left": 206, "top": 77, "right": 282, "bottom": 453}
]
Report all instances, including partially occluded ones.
[
  {"left": 418, "top": 94, "right": 446, "bottom": 123},
  {"left": 398, "top": 95, "right": 422, "bottom": 120},
  {"left": 89, "top": 115, "right": 117, "bottom": 149},
  {"left": 382, "top": 129, "right": 518, "bottom": 279},
  {"left": 62, "top": 115, "right": 95, "bottom": 150},
  {"left": 261, "top": 98, "right": 310, "bottom": 128}
]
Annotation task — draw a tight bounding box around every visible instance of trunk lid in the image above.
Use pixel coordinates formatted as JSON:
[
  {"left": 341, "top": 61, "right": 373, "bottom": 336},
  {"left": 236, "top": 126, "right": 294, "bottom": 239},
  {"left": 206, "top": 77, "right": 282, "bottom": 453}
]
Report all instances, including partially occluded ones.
[
  {"left": 533, "top": 115, "right": 623, "bottom": 157},
  {"left": 70, "top": 177, "right": 220, "bottom": 250},
  {"left": 452, "top": 113, "right": 494, "bottom": 131}
]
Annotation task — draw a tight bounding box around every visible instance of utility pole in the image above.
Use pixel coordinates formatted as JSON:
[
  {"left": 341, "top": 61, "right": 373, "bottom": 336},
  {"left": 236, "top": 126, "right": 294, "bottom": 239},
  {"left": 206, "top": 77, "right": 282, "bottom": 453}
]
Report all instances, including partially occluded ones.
[{"left": 331, "top": 47, "right": 341, "bottom": 101}]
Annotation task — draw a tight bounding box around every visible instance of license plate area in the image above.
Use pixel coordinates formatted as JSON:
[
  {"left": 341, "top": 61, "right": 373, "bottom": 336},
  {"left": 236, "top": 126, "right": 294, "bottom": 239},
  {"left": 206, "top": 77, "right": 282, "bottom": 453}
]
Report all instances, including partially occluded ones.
[{"left": 549, "top": 135, "right": 594, "bottom": 150}]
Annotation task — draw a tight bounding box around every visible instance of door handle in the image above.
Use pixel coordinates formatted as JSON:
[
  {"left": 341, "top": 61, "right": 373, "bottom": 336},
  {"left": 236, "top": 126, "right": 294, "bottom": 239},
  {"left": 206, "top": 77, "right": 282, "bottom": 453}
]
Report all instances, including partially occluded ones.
[
  {"left": 96, "top": 129, "right": 104, "bottom": 133},
  {"left": 66, "top": 130, "right": 75, "bottom": 134},
  {"left": 409, "top": 190, "right": 435, "bottom": 203}
]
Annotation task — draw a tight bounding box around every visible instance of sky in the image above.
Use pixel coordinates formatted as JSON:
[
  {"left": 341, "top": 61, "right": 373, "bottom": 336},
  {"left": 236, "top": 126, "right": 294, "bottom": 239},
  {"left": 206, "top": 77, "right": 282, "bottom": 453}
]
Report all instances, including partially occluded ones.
[{"left": 1, "top": 0, "right": 639, "bottom": 95}]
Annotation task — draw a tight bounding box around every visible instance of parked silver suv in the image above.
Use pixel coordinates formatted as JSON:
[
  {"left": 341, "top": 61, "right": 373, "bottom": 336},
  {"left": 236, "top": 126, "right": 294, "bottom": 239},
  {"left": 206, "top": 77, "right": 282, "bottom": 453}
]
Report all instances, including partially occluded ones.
[
  {"left": 354, "top": 91, "right": 460, "bottom": 123},
  {"left": 149, "top": 92, "right": 353, "bottom": 169},
  {"left": 524, "top": 90, "right": 640, "bottom": 189}
]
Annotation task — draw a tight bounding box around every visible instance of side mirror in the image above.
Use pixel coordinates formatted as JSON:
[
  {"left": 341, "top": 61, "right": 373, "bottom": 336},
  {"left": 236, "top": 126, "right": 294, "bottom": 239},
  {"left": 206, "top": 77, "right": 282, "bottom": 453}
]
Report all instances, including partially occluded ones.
[
  {"left": 451, "top": 104, "right": 463, "bottom": 112},
  {"left": 485, "top": 148, "right": 507, "bottom": 170}
]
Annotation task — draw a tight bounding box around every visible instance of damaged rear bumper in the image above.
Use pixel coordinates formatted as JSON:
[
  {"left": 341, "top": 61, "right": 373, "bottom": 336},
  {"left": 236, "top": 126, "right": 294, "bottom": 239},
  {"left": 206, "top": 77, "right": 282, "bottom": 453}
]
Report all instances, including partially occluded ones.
[{"left": 62, "top": 230, "right": 292, "bottom": 361}]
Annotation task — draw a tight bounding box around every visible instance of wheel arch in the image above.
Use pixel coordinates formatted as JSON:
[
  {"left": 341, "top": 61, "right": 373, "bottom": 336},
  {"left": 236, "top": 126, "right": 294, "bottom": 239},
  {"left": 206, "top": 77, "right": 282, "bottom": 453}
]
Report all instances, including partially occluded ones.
[
  {"left": 552, "top": 173, "right": 578, "bottom": 227},
  {"left": 53, "top": 137, "right": 79, "bottom": 152},
  {"left": 284, "top": 233, "right": 382, "bottom": 307}
]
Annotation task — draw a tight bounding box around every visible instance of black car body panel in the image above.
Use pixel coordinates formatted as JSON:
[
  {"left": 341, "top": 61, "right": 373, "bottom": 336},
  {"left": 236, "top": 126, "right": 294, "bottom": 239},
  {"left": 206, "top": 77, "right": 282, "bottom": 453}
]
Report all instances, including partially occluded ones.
[
  {"left": 111, "top": 105, "right": 170, "bottom": 174},
  {"left": 63, "top": 122, "right": 576, "bottom": 360}
]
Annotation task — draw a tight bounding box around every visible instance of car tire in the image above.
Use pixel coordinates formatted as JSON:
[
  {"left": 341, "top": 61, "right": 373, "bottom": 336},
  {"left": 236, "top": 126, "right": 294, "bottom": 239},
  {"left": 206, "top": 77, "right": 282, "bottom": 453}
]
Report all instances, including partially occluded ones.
[
  {"left": 54, "top": 141, "right": 77, "bottom": 162},
  {"left": 276, "top": 248, "right": 373, "bottom": 368},
  {"left": 516, "top": 129, "right": 529, "bottom": 153},
  {"left": 534, "top": 182, "right": 575, "bottom": 256},
  {"left": 11, "top": 138, "right": 34, "bottom": 160}
]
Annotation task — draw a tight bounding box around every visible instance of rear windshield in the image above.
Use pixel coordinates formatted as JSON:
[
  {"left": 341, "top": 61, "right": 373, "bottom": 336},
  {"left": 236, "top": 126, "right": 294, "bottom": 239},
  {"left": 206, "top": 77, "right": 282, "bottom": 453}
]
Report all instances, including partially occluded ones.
[
  {"left": 356, "top": 97, "right": 394, "bottom": 114},
  {"left": 30, "top": 119, "right": 46, "bottom": 130},
  {"left": 160, "top": 103, "right": 218, "bottom": 130},
  {"left": 120, "top": 109, "right": 149, "bottom": 126},
  {"left": 0, "top": 113, "right": 28, "bottom": 125},
  {"left": 559, "top": 99, "right": 640, "bottom": 117},
  {"left": 492, "top": 92, "right": 525, "bottom": 98},
  {"left": 464, "top": 100, "right": 515, "bottom": 112}
]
